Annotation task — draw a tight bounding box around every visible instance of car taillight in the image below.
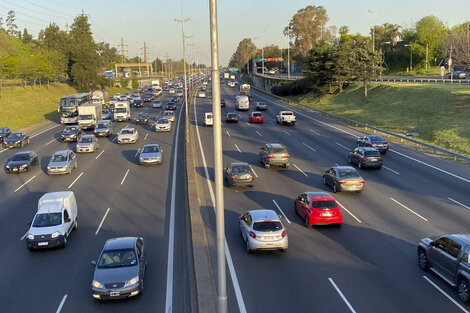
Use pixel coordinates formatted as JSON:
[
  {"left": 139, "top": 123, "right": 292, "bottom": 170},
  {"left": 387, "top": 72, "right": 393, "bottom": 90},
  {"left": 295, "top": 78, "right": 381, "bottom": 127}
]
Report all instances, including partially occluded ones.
[
  {"left": 231, "top": 175, "right": 236, "bottom": 179},
  {"left": 282, "top": 117, "right": 285, "bottom": 120},
  {"left": 339, "top": 181, "right": 347, "bottom": 184},
  {"left": 294, "top": 116, "right": 296, "bottom": 120},
  {"left": 250, "top": 174, "right": 254, "bottom": 179},
  {"left": 267, "top": 155, "right": 274, "bottom": 158},
  {"left": 379, "top": 157, "right": 383, "bottom": 160},
  {"left": 249, "top": 231, "right": 256, "bottom": 239},
  {"left": 363, "top": 157, "right": 369, "bottom": 160},
  {"left": 283, "top": 155, "right": 289, "bottom": 158},
  {"left": 281, "top": 230, "right": 286, "bottom": 238},
  {"left": 359, "top": 180, "right": 364, "bottom": 184}
]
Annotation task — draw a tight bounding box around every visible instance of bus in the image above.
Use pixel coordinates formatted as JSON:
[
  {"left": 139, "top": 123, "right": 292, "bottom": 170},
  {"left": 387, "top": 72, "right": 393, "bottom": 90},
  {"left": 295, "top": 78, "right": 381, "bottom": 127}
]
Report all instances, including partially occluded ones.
[{"left": 59, "top": 93, "right": 90, "bottom": 124}]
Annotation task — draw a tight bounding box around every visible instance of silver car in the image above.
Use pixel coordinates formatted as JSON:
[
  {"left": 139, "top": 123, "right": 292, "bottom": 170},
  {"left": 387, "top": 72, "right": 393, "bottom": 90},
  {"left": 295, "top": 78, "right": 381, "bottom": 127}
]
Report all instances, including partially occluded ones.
[
  {"left": 94, "top": 120, "right": 113, "bottom": 137},
  {"left": 117, "top": 128, "right": 138, "bottom": 144},
  {"left": 76, "top": 135, "right": 99, "bottom": 153},
  {"left": 47, "top": 150, "right": 77, "bottom": 175},
  {"left": 163, "top": 111, "right": 175, "bottom": 122},
  {"left": 239, "top": 209, "right": 288, "bottom": 254},
  {"left": 138, "top": 144, "right": 162, "bottom": 165},
  {"left": 91, "top": 237, "right": 146, "bottom": 301},
  {"left": 152, "top": 100, "right": 162, "bottom": 108},
  {"left": 154, "top": 118, "right": 171, "bottom": 132}
]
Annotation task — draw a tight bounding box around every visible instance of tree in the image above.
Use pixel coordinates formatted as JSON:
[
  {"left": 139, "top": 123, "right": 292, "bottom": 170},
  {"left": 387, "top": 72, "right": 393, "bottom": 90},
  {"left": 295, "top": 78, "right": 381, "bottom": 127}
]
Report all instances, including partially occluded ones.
[
  {"left": 352, "top": 40, "right": 381, "bottom": 97},
  {"left": 97, "top": 42, "right": 118, "bottom": 68},
  {"left": 304, "top": 43, "right": 336, "bottom": 91},
  {"left": 6, "top": 10, "right": 18, "bottom": 37},
  {"left": 21, "top": 28, "right": 33, "bottom": 44},
  {"left": 412, "top": 16, "right": 448, "bottom": 69},
  {"left": 444, "top": 22, "right": 470, "bottom": 70},
  {"left": 228, "top": 38, "right": 257, "bottom": 70}
]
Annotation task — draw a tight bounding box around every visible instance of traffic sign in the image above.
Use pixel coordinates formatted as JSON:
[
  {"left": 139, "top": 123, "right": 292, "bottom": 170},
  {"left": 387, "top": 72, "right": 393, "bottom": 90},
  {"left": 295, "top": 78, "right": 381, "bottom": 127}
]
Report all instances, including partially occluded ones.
[{"left": 440, "top": 66, "right": 445, "bottom": 71}]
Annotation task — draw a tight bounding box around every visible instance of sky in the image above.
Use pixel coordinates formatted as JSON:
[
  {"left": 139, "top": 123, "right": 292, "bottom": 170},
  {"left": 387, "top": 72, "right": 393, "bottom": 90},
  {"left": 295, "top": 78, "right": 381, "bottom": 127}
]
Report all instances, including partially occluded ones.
[{"left": 1, "top": 0, "right": 470, "bottom": 66}]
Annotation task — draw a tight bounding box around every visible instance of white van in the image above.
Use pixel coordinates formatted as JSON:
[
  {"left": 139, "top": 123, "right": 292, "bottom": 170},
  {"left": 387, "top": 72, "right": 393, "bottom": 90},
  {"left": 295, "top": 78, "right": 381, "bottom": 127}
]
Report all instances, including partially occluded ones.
[
  {"left": 236, "top": 95, "right": 249, "bottom": 111},
  {"left": 204, "top": 112, "right": 213, "bottom": 126},
  {"left": 26, "top": 191, "right": 78, "bottom": 250}
]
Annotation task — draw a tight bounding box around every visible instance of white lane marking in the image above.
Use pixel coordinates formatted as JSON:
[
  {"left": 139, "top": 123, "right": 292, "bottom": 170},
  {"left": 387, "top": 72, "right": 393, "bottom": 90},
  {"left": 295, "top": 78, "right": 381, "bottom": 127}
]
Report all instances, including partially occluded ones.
[
  {"left": 221, "top": 122, "right": 224, "bottom": 127},
  {"left": 246, "top": 122, "right": 251, "bottom": 127},
  {"left": 337, "top": 201, "right": 362, "bottom": 223},
  {"left": 144, "top": 133, "right": 148, "bottom": 140},
  {"left": 272, "top": 200, "right": 291, "bottom": 224},
  {"left": 68, "top": 172, "right": 83, "bottom": 189},
  {"left": 255, "top": 131, "right": 262, "bottom": 137},
  {"left": 0, "top": 148, "right": 8, "bottom": 154},
  {"left": 134, "top": 149, "right": 140, "bottom": 158},
  {"left": 45, "top": 138, "right": 56, "bottom": 145},
  {"left": 120, "top": 169, "right": 130, "bottom": 185},
  {"left": 165, "top": 88, "right": 185, "bottom": 313},
  {"left": 282, "top": 130, "right": 291, "bottom": 136},
  {"left": 335, "top": 163, "right": 340, "bottom": 166},
  {"left": 310, "top": 129, "right": 320, "bottom": 135},
  {"left": 30, "top": 124, "right": 61, "bottom": 139},
  {"left": 328, "top": 278, "right": 357, "bottom": 313},
  {"left": 383, "top": 166, "right": 400, "bottom": 175},
  {"left": 95, "top": 150, "right": 104, "bottom": 160},
  {"left": 14, "top": 175, "right": 37, "bottom": 193},
  {"left": 21, "top": 231, "right": 28, "bottom": 240},
  {"left": 112, "top": 135, "right": 117, "bottom": 142},
  {"left": 335, "top": 142, "right": 350, "bottom": 151},
  {"left": 55, "top": 294, "right": 68, "bottom": 313},
  {"left": 235, "top": 144, "right": 241, "bottom": 153},
  {"left": 226, "top": 130, "right": 231, "bottom": 137},
  {"left": 249, "top": 165, "right": 258, "bottom": 178},
  {"left": 448, "top": 197, "right": 470, "bottom": 210},
  {"left": 390, "top": 197, "right": 428, "bottom": 222},
  {"left": 194, "top": 94, "right": 247, "bottom": 313},
  {"left": 293, "top": 164, "right": 308, "bottom": 177},
  {"left": 302, "top": 142, "right": 316, "bottom": 152},
  {"left": 423, "top": 276, "right": 470, "bottom": 313},
  {"left": 390, "top": 149, "right": 470, "bottom": 184},
  {"left": 95, "top": 208, "right": 110, "bottom": 235},
  {"left": 268, "top": 121, "right": 274, "bottom": 125}
]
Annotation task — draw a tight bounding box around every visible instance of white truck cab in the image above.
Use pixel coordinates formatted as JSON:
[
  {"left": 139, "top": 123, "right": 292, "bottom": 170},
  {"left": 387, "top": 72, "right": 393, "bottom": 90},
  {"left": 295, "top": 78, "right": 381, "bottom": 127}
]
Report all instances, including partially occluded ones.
[{"left": 26, "top": 191, "right": 78, "bottom": 250}]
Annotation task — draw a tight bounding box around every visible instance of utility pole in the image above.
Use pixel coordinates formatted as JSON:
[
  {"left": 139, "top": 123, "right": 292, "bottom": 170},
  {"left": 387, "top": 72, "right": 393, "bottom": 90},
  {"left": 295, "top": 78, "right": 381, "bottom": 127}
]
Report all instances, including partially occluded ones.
[
  {"left": 449, "top": 43, "right": 453, "bottom": 83},
  {"left": 209, "top": 0, "right": 226, "bottom": 312},
  {"left": 425, "top": 43, "right": 428, "bottom": 71},
  {"left": 119, "top": 38, "right": 127, "bottom": 63},
  {"left": 287, "top": 31, "right": 290, "bottom": 79},
  {"left": 261, "top": 30, "right": 265, "bottom": 74}
]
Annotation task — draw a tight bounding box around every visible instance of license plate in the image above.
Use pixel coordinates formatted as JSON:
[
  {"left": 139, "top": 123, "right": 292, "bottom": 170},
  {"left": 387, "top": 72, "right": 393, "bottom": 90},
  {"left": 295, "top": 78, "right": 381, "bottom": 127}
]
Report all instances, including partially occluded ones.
[
  {"left": 322, "top": 212, "right": 332, "bottom": 217},
  {"left": 265, "top": 236, "right": 274, "bottom": 240},
  {"left": 370, "top": 158, "right": 377, "bottom": 161},
  {"left": 110, "top": 291, "right": 120, "bottom": 297},
  {"left": 38, "top": 242, "right": 48, "bottom": 246}
]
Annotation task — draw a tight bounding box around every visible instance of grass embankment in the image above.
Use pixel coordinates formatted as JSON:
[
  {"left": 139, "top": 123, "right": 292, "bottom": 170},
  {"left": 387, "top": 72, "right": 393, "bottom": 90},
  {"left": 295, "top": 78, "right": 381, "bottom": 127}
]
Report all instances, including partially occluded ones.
[
  {"left": 0, "top": 84, "right": 131, "bottom": 131},
  {"left": 288, "top": 83, "right": 470, "bottom": 156}
]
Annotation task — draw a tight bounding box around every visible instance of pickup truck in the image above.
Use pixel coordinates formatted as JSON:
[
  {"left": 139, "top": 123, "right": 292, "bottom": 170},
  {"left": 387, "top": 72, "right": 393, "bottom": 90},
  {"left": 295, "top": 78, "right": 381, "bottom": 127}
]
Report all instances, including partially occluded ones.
[
  {"left": 418, "top": 234, "right": 470, "bottom": 303},
  {"left": 276, "top": 111, "right": 296, "bottom": 126}
]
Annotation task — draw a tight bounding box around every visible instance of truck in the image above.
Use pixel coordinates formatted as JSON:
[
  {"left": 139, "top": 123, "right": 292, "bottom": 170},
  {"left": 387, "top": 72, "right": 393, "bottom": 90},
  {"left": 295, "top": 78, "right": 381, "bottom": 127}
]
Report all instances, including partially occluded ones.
[
  {"left": 276, "top": 111, "right": 296, "bottom": 126},
  {"left": 113, "top": 101, "right": 131, "bottom": 122},
  {"left": 224, "top": 73, "right": 230, "bottom": 80},
  {"left": 78, "top": 102, "right": 102, "bottom": 130},
  {"left": 240, "top": 84, "right": 251, "bottom": 98},
  {"left": 235, "top": 95, "right": 249, "bottom": 111},
  {"left": 89, "top": 90, "right": 110, "bottom": 108},
  {"left": 152, "top": 80, "right": 161, "bottom": 90},
  {"left": 230, "top": 74, "right": 235, "bottom": 80}
]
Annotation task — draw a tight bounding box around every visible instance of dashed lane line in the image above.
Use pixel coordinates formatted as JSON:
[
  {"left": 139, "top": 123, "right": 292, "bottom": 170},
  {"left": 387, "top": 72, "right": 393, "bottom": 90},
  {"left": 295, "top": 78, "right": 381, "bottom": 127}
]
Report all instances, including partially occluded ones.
[
  {"left": 302, "top": 142, "right": 316, "bottom": 152},
  {"left": 14, "top": 175, "right": 37, "bottom": 193},
  {"left": 383, "top": 166, "right": 400, "bottom": 175},
  {"left": 120, "top": 169, "right": 130, "bottom": 185},
  {"left": 95, "top": 208, "right": 110, "bottom": 235},
  {"left": 423, "top": 276, "right": 470, "bottom": 313},
  {"left": 272, "top": 200, "right": 291, "bottom": 224},
  {"left": 448, "top": 197, "right": 470, "bottom": 210},
  {"left": 328, "top": 278, "right": 357, "bottom": 313},
  {"left": 68, "top": 172, "right": 83, "bottom": 189},
  {"left": 337, "top": 201, "right": 362, "bottom": 223},
  {"left": 235, "top": 144, "right": 241, "bottom": 153},
  {"left": 335, "top": 142, "right": 350, "bottom": 151},
  {"left": 95, "top": 150, "right": 104, "bottom": 160},
  {"left": 293, "top": 164, "right": 308, "bottom": 177},
  {"left": 390, "top": 197, "right": 428, "bottom": 222}
]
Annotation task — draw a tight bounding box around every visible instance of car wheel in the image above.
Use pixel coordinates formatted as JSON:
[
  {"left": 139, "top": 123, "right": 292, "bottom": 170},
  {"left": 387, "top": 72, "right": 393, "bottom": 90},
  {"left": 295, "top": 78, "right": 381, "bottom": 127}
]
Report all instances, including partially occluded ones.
[
  {"left": 264, "top": 163, "right": 270, "bottom": 169},
  {"left": 20, "top": 141, "right": 24, "bottom": 147},
  {"left": 333, "top": 184, "right": 338, "bottom": 193},
  {"left": 140, "top": 279, "right": 144, "bottom": 295},
  {"left": 62, "top": 236, "right": 67, "bottom": 248},
  {"left": 280, "top": 248, "right": 287, "bottom": 253},
  {"left": 73, "top": 219, "right": 78, "bottom": 230},
  {"left": 418, "top": 250, "right": 429, "bottom": 270},
  {"left": 458, "top": 280, "right": 470, "bottom": 303},
  {"left": 348, "top": 156, "right": 352, "bottom": 164},
  {"left": 358, "top": 161, "right": 362, "bottom": 169},
  {"left": 305, "top": 216, "right": 310, "bottom": 228},
  {"left": 246, "top": 241, "right": 252, "bottom": 254},
  {"left": 323, "top": 176, "right": 327, "bottom": 185}
]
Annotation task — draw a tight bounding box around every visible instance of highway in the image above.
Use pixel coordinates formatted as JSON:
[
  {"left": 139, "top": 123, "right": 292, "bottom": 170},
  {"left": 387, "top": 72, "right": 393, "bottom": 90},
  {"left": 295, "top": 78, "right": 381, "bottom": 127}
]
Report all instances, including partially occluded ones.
[
  {"left": 192, "top": 80, "right": 470, "bottom": 313},
  {"left": 0, "top": 92, "right": 193, "bottom": 312}
]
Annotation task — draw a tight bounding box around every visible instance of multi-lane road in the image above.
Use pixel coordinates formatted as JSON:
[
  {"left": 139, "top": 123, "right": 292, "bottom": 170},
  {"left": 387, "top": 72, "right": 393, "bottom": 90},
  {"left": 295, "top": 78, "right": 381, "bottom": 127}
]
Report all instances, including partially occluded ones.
[{"left": 192, "top": 80, "right": 470, "bottom": 313}]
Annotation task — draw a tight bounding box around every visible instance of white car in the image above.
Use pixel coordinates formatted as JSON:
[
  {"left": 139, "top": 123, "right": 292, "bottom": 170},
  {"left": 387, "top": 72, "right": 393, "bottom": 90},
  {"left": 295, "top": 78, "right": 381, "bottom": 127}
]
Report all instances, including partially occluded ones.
[
  {"left": 154, "top": 118, "right": 172, "bottom": 132},
  {"left": 198, "top": 91, "right": 206, "bottom": 98},
  {"left": 163, "top": 111, "right": 175, "bottom": 122},
  {"left": 152, "top": 100, "right": 163, "bottom": 108},
  {"left": 117, "top": 128, "right": 138, "bottom": 144},
  {"left": 169, "top": 88, "right": 176, "bottom": 94}
]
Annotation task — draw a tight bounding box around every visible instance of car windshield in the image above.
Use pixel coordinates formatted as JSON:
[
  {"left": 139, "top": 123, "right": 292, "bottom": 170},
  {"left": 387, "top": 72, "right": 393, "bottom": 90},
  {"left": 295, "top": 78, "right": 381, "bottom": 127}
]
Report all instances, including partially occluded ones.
[
  {"left": 121, "top": 129, "right": 133, "bottom": 135},
  {"left": 138, "top": 114, "right": 147, "bottom": 118},
  {"left": 311, "top": 200, "right": 338, "bottom": 209},
  {"left": 115, "top": 108, "right": 126, "bottom": 113},
  {"left": 79, "top": 137, "right": 93, "bottom": 143},
  {"left": 64, "top": 127, "right": 77, "bottom": 133},
  {"left": 9, "top": 133, "right": 22, "bottom": 139},
  {"left": 102, "top": 110, "right": 109, "bottom": 114},
  {"left": 157, "top": 119, "right": 168, "bottom": 124},
  {"left": 338, "top": 170, "right": 359, "bottom": 178},
  {"left": 0, "top": 129, "right": 6, "bottom": 134},
  {"left": 97, "top": 122, "right": 109, "bottom": 128},
  {"left": 11, "top": 153, "right": 29, "bottom": 161},
  {"left": 365, "top": 151, "right": 381, "bottom": 157},
  {"left": 79, "top": 114, "right": 93, "bottom": 120},
  {"left": 270, "top": 148, "right": 287, "bottom": 154},
  {"left": 253, "top": 221, "right": 283, "bottom": 232},
  {"left": 227, "top": 113, "right": 236, "bottom": 118},
  {"left": 369, "top": 135, "right": 385, "bottom": 142},
  {"left": 232, "top": 165, "right": 251, "bottom": 174},
  {"left": 32, "top": 213, "right": 62, "bottom": 227},
  {"left": 98, "top": 248, "right": 137, "bottom": 268},
  {"left": 51, "top": 154, "right": 68, "bottom": 162},
  {"left": 142, "top": 146, "right": 159, "bottom": 153},
  {"left": 153, "top": 101, "right": 161, "bottom": 104}
]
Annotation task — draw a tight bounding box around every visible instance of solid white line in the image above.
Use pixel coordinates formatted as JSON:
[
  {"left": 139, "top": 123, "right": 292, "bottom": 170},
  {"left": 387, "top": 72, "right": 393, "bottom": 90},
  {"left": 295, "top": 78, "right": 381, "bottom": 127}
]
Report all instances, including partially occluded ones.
[
  {"left": 144, "top": 133, "right": 148, "bottom": 140},
  {"left": 249, "top": 165, "right": 258, "bottom": 178},
  {"left": 335, "top": 142, "right": 350, "bottom": 151},
  {"left": 235, "top": 144, "right": 241, "bottom": 153},
  {"left": 423, "top": 276, "right": 470, "bottom": 313},
  {"left": 95, "top": 150, "right": 104, "bottom": 160},
  {"left": 226, "top": 130, "right": 231, "bottom": 137},
  {"left": 282, "top": 130, "right": 291, "bottom": 136},
  {"left": 390, "top": 197, "right": 428, "bottom": 221},
  {"left": 112, "top": 135, "right": 117, "bottom": 142},
  {"left": 383, "top": 166, "right": 400, "bottom": 175},
  {"left": 448, "top": 197, "right": 470, "bottom": 210},
  {"left": 134, "top": 149, "right": 140, "bottom": 158},
  {"left": 120, "top": 169, "right": 130, "bottom": 185},
  {"left": 0, "top": 148, "right": 8, "bottom": 154},
  {"left": 293, "top": 164, "right": 308, "bottom": 177},
  {"left": 95, "top": 208, "right": 110, "bottom": 235},
  {"left": 21, "top": 231, "right": 28, "bottom": 240},
  {"left": 30, "top": 124, "right": 61, "bottom": 139},
  {"left": 255, "top": 131, "right": 262, "bottom": 137},
  {"left": 68, "top": 172, "right": 83, "bottom": 189},
  {"left": 14, "top": 175, "right": 37, "bottom": 193},
  {"left": 193, "top": 94, "right": 247, "bottom": 313},
  {"left": 272, "top": 200, "right": 291, "bottom": 224},
  {"left": 310, "top": 129, "right": 320, "bottom": 135},
  {"left": 302, "top": 142, "right": 316, "bottom": 152},
  {"left": 246, "top": 122, "right": 252, "bottom": 127},
  {"left": 55, "top": 294, "right": 68, "bottom": 313},
  {"left": 337, "top": 201, "right": 362, "bottom": 223},
  {"left": 45, "top": 138, "right": 56, "bottom": 145},
  {"left": 328, "top": 278, "right": 357, "bottom": 313}
]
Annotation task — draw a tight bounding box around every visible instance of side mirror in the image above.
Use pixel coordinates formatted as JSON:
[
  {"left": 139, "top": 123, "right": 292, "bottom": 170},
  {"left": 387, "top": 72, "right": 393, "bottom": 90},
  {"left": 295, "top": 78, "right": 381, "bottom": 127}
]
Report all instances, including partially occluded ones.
[
  {"left": 238, "top": 215, "right": 243, "bottom": 220},
  {"left": 65, "top": 218, "right": 71, "bottom": 223},
  {"left": 91, "top": 260, "right": 97, "bottom": 266}
]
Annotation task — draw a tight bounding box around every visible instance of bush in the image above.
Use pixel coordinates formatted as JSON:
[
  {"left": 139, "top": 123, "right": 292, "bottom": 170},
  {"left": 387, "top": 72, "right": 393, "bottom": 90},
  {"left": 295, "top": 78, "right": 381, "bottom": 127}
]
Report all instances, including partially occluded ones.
[
  {"left": 271, "top": 78, "right": 314, "bottom": 97},
  {"left": 433, "top": 128, "right": 470, "bottom": 156},
  {"left": 132, "top": 78, "right": 139, "bottom": 90}
]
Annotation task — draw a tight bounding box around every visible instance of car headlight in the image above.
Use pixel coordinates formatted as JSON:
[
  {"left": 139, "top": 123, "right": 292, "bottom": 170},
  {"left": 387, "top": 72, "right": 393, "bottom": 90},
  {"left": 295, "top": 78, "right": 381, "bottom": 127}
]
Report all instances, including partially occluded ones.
[
  {"left": 20, "top": 164, "right": 28, "bottom": 168},
  {"left": 124, "top": 276, "right": 139, "bottom": 287},
  {"left": 51, "top": 232, "right": 59, "bottom": 238},
  {"left": 27, "top": 234, "right": 34, "bottom": 240},
  {"left": 5, "top": 165, "right": 10, "bottom": 169},
  {"left": 92, "top": 280, "right": 104, "bottom": 289}
]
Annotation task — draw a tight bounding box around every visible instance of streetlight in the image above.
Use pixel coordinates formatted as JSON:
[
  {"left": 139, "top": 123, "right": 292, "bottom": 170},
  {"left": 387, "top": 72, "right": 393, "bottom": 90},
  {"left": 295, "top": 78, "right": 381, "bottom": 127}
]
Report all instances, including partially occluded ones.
[
  {"left": 379, "top": 41, "right": 390, "bottom": 79},
  {"left": 404, "top": 44, "right": 412, "bottom": 72},
  {"left": 368, "top": 10, "right": 375, "bottom": 52},
  {"left": 261, "top": 30, "right": 265, "bottom": 75}
]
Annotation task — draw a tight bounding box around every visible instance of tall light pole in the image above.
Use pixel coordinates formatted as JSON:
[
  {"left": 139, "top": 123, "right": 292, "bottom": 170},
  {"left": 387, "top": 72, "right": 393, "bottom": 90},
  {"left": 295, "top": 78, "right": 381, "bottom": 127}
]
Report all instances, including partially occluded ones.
[
  {"left": 208, "top": 0, "right": 226, "bottom": 312},
  {"left": 285, "top": 30, "right": 291, "bottom": 79},
  {"left": 404, "top": 44, "right": 412, "bottom": 72},
  {"left": 261, "top": 30, "right": 265, "bottom": 74},
  {"left": 379, "top": 41, "right": 390, "bottom": 79},
  {"left": 368, "top": 10, "right": 375, "bottom": 52}
]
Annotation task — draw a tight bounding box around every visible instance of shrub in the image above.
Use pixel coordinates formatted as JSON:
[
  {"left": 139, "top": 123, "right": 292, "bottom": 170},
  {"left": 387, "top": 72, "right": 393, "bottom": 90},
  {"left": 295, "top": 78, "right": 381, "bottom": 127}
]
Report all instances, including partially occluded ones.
[{"left": 272, "top": 78, "right": 314, "bottom": 97}]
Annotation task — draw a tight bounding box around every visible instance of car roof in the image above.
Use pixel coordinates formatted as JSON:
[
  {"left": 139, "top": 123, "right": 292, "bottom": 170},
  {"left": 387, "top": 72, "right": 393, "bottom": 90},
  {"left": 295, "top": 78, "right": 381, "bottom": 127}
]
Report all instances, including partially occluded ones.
[
  {"left": 447, "top": 234, "right": 470, "bottom": 244},
  {"left": 251, "top": 111, "right": 262, "bottom": 114},
  {"left": 121, "top": 128, "right": 135, "bottom": 131},
  {"left": 249, "top": 210, "right": 280, "bottom": 222},
  {"left": 13, "top": 151, "right": 34, "bottom": 156},
  {"left": 81, "top": 134, "right": 95, "bottom": 138},
  {"left": 104, "top": 237, "right": 138, "bottom": 250},
  {"left": 305, "top": 192, "right": 335, "bottom": 200},
  {"left": 360, "top": 147, "right": 380, "bottom": 151},
  {"left": 142, "top": 144, "right": 160, "bottom": 148},
  {"left": 267, "top": 143, "right": 285, "bottom": 148},
  {"left": 231, "top": 162, "right": 249, "bottom": 167},
  {"left": 331, "top": 166, "right": 357, "bottom": 171},
  {"left": 52, "top": 150, "right": 72, "bottom": 155}
]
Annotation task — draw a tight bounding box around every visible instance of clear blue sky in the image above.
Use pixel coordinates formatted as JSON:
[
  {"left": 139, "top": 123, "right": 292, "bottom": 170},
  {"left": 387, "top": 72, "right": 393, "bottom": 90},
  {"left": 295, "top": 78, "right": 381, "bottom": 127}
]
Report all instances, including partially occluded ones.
[{"left": 1, "top": 0, "right": 469, "bottom": 66}]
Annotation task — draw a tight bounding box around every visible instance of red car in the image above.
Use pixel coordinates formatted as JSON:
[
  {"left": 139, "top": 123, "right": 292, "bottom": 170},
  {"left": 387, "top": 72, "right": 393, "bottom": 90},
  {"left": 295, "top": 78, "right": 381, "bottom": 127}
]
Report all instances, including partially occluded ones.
[
  {"left": 294, "top": 192, "right": 342, "bottom": 227},
  {"left": 250, "top": 112, "right": 264, "bottom": 123}
]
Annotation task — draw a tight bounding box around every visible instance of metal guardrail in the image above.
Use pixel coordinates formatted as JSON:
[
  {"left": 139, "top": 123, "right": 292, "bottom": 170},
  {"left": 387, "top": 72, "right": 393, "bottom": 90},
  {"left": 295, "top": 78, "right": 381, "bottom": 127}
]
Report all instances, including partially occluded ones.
[
  {"left": 373, "top": 78, "right": 470, "bottom": 85},
  {"left": 250, "top": 85, "right": 470, "bottom": 162}
]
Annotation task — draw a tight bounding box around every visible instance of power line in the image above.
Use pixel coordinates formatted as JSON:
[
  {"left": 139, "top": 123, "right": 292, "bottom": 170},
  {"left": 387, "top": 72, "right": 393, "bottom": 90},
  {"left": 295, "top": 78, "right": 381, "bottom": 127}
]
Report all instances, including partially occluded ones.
[
  {"left": 2, "top": 0, "right": 69, "bottom": 21},
  {"left": 0, "top": 4, "right": 55, "bottom": 23},
  {"left": 22, "top": 0, "right": 75, "bottom": 18}
]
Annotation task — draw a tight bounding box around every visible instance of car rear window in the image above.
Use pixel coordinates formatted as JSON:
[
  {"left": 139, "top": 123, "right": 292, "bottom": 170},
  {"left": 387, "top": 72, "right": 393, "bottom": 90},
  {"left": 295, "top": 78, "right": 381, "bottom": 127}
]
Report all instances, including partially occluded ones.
[
  {"left": 369, "top": 135, "right": 385, "bottom": 142},
  {"left": 253, "top": 221, "right": 282, "bottom": 232},
  {"left": 365, "top": 151, "right": 381, "bottom": 157},
  {"left": 311, "top": 200, "right": 338, "bottom": 209},
  {"left": 227, "top": 113, "right": 237, "bottom": 117},
  {"left": 338, "top": 170, "right": 358, "bottom": 178},
  {"left": 270, "top": 148, "right": 287, "bottom": 154},
  {"left": 282, "top": 112, "right": 293, "bottom": 115},
  {"left": 253, "top": 113, "right": 262, "bottom": 117},
  {"left": 232, "top": 165, "right": 251, "bottom": 174}
]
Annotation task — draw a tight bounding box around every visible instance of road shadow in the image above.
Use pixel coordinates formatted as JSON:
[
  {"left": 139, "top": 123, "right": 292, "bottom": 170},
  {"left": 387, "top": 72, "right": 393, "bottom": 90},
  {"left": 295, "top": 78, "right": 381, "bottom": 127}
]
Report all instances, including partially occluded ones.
[{"left": 121, "top": 149, "right": 139, "bottom": 164}]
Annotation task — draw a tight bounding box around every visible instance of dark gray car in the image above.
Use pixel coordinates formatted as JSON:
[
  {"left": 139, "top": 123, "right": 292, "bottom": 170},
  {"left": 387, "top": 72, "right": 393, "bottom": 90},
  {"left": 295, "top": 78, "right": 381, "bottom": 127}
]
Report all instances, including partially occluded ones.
[
  {"left": 348, "top": 147, "right": 383, "bottom": 169},
  {"left": 91, "top": 237, "right": 146, "bottom": 301},
  {"left": 225, "top": 162, "right": 254, "bottom": 187},
  {"left": 259, "top": 143, "right": 290, "bottom": 168},
  {"left": 357, "top": 134, "right": 389, "bottom": 154},
  {"left": 94, "top": 120, "right": 113, "bottom": 137}
]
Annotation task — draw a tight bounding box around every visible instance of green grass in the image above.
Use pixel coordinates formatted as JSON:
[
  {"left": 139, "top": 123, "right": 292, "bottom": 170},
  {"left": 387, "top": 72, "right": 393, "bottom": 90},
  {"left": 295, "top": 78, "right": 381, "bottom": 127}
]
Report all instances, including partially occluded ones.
[
  {"left": 0, "top": 84, "right": 131, "bottom": 131},
  {"left": 287, "top": 82, "right": 470, "bottom": 156},
  {"left": 384, "top": 68, "right": 444, "bottom": 76}
]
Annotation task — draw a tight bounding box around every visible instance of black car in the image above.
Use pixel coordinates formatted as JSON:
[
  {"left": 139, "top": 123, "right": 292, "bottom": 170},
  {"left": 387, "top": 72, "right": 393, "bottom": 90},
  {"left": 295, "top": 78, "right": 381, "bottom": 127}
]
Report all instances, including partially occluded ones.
[
  {"left": 226, "top": 113, "right": 239, "bottom": 123},
  {"left": 61, "top": 126, "right": 83, "bottom": 142},
  {"left": 5, "top": 151, "right": 38, "bottom": 173},
  {"left": 135, "top": 113, "right": 149, "bottom": 124},
  {"left": 256, "top": 102, "right": 267, "bottom": 110},
  {"left": 225, "top": 162, "right": 254, "bottom": 187},
  {"left": 221, "top": 99, "right": 227, "bottom": 107},
  {"left": 357, "top": 134, "right": 389, "bottom": 154},
  {"left": 348, "top": 147, "right": 383, "bottom": 169},
  {"left": 0, "top": 127, "right": 12, "bottom": 142},
  {"left": 3, "top": 132, "right": 29, "bottom": 148},
  {"left": 166, "top": 102, "right": 176, "bottom": 110},
  {"left": 171, "top": 96, "right": 180, "bottom": 103},
  {"left": 134, "top": 99, "right": 143, "bottom": 108}
]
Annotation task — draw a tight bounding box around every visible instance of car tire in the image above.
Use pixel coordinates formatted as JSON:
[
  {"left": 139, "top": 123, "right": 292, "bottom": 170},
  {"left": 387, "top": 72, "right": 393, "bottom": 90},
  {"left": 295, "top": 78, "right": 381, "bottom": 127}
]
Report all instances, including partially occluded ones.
[
  {"left": 418, "top": 250, "right": 429, "bottom": 270},
  {"left": 62, "top": 236, "right": 67, "bottom": 248},
  {"left": 20, "top": 141, "right": 24, "bottom": 147},
  {"left": 333, "top": 184, "right": 338, "bottom": 193},
  {"left": 358, "top": 161, "right": 362, "bottom": 169},
  {"left": 246, "top": 241, "right": 252, "bottom": 254},
  {"left": 323, "top": 176, "right": 327, "bottom": 185},
  {"left": 280, "top": 248, "right": 287, "bottom": 253},
  {"left": 73, "top": 219, "right": 78, "bottom": 230},
  {"left": 458, "top": 280, "right": 470, "bottom": 304},
  {"left": 284, "top": 163, "right": 289, "bottom": 168},
  {"left": 348, "top": 156, "right": 352, "bottom": 164},
  {"left": 305, "top": 216, "right": 310, "bottom": 228}
]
